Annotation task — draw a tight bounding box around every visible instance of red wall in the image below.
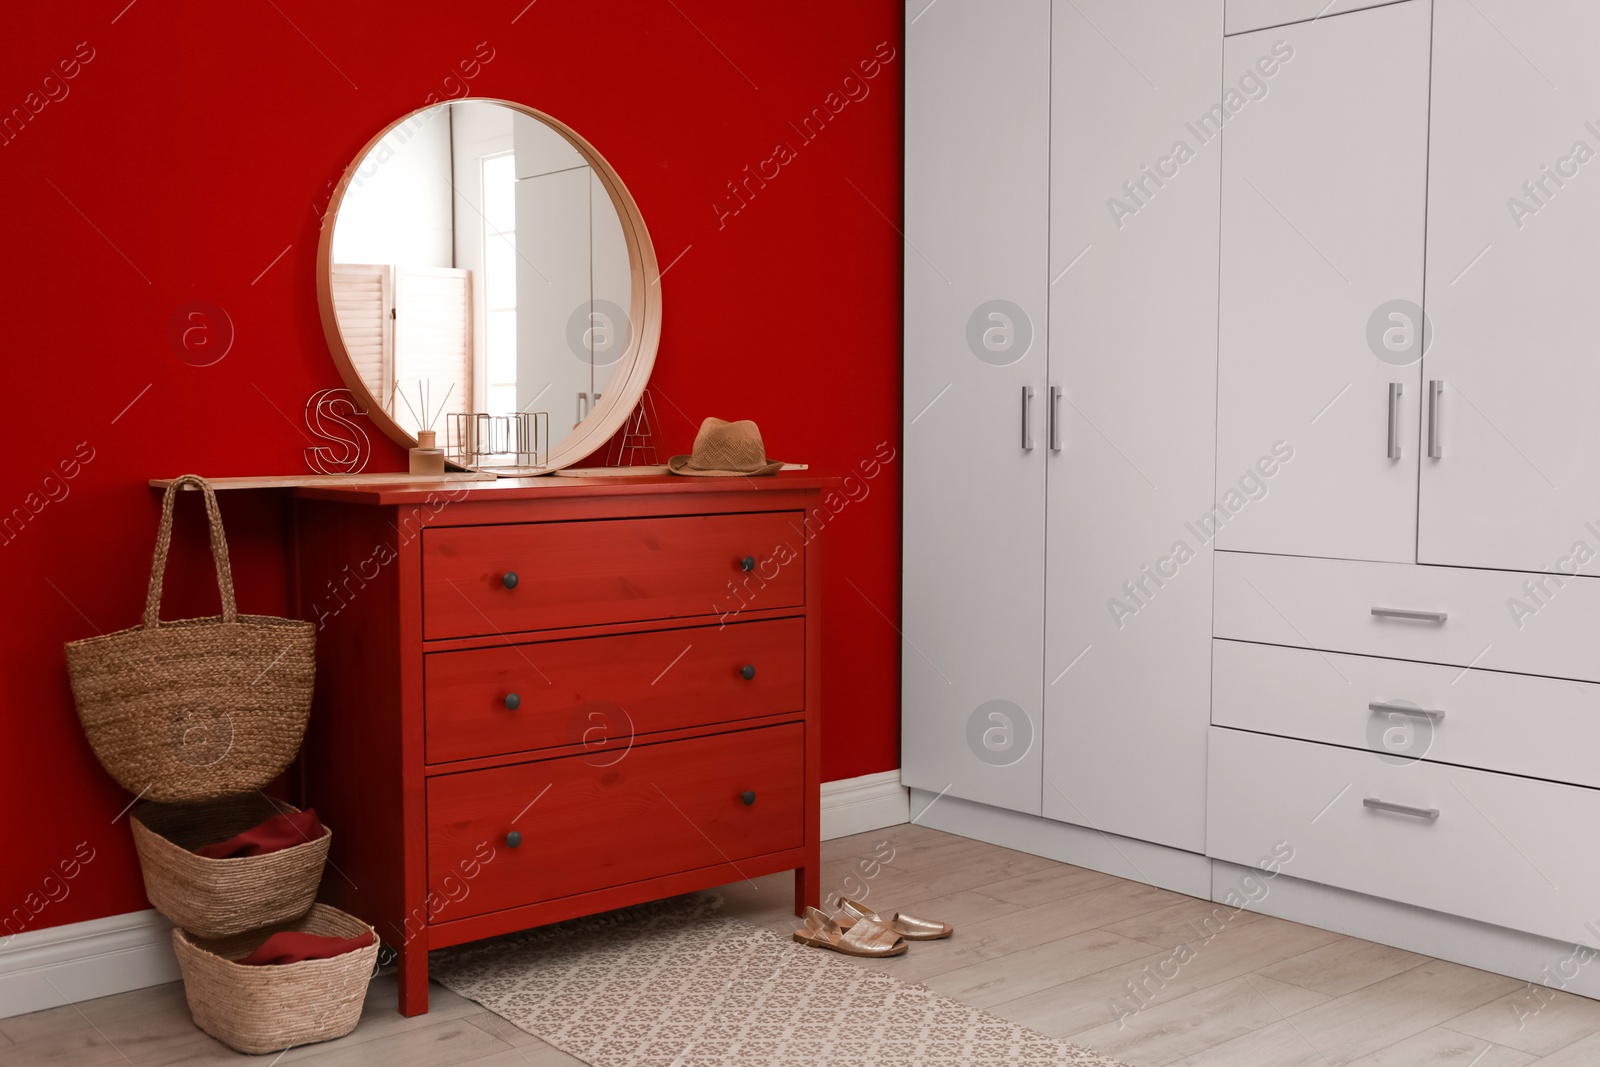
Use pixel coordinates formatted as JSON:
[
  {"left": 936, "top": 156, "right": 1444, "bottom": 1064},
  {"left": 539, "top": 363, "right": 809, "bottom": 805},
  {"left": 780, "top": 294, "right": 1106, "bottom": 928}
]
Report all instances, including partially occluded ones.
[{"left": 1, "top": 1, "right": 902, "bottom": 935}]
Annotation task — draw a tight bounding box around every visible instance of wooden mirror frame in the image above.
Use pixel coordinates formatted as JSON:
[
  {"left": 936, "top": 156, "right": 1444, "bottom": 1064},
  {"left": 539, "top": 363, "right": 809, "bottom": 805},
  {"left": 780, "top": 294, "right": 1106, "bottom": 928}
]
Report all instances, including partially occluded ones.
[{"left": 315, "top": 99, "right": 662, "bottom": 473}]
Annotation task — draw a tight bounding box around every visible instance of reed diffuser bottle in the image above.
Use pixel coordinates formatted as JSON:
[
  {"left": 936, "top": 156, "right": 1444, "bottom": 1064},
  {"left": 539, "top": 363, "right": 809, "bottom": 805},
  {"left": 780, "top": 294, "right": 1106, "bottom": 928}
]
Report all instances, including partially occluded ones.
[
  {"left": 396, "top": 379, "right": 452, "bottom": 475},
  {"left": 410, "top": 430, "right": 446, "bottom": 474}
]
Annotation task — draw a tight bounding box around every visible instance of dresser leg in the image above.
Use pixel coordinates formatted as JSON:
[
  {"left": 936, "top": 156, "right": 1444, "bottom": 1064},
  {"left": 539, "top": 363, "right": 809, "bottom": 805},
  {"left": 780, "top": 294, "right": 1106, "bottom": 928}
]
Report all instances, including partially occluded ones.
[
  {"left": 399, "top": 937, "right": 430, "bottom": 1017},
  {"left": 794, "top": 860, "right": 820, "bottom": 916}
]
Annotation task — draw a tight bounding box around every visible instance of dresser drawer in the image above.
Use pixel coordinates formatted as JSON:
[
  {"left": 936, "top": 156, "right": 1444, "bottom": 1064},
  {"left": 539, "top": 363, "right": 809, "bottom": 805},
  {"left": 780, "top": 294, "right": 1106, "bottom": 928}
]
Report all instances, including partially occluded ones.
[
  {"left": 421, "top": 513, "right": 805, "bottom": 640},
  {"left": 1214, "top": 550, "right": 1600, "bottom": 682},
  {"left": 1213, "top": 640, "right": 1600, "bottom": 788},
  {"left": 424, "top": 619, "right": 804, "bottom": 764},
  {"left": 1208, "top": 727, "right": 1600, "bottom": 946},
  {"left": 426, "top": 723, "right": 805, "bottom": 918}
]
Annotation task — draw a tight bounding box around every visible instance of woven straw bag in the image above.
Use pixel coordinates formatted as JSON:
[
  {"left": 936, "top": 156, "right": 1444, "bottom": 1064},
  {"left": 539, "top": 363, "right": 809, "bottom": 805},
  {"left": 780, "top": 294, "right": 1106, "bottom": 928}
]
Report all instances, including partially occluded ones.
[
  {"left": 64, "top": 474, "right": 315, "bottom": 802},
  {"left": 172, "top": 903, "right": 378, "bottom": 1054},
  {"left": 131, "top": 794, "right": 331, "bottom": 939}
]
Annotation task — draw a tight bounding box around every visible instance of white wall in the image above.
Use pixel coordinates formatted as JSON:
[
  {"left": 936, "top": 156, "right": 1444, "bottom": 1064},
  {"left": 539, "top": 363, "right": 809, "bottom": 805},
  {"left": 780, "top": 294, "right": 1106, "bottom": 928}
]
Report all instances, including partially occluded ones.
[
  {"left": 450, "top": 101, "right": 515, "bottom": 412},
  {"left": 590, "top": 169, "right": 632, "bottom": 398},
  {"left": 332, "top": 107, "right": 454, "bottom": 269}
]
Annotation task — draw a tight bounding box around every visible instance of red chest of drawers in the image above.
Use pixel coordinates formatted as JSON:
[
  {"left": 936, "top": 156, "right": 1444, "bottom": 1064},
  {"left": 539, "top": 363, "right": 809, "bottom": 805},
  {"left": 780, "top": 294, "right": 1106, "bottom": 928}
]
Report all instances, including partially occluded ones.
[{"left": 290, "top": 474, "right": 828, "bottom": 1016}]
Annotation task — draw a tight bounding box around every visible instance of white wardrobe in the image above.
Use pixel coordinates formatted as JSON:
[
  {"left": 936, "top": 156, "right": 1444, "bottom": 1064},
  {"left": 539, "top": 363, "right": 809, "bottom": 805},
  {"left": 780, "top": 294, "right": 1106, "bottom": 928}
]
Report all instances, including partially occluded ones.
[
  {"left": 905, "top": 0, "right": 1600, "bottom": 995},
  {"left": 903, "top": 0, "right": 1221, "bottom": 855}
]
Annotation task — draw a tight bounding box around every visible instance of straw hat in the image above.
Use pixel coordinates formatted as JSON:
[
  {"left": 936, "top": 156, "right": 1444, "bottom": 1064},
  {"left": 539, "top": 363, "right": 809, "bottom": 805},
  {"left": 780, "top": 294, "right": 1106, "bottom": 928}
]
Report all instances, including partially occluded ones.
[{"left": 667, "top": 417, "right": 784, "bottom": 477}]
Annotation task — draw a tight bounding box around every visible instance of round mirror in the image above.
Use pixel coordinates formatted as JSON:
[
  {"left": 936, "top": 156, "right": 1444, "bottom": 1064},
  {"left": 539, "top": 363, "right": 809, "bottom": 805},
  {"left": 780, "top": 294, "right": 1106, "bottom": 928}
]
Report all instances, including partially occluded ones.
[{"left": 316, "top": 99, "right": 660, "bottom": 473}]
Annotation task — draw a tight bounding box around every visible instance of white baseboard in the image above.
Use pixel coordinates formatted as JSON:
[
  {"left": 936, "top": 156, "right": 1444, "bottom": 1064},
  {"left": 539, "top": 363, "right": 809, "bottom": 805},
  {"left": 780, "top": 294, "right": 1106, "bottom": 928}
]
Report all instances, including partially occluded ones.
[
  {"left": 908, "top": 788, "right": 1214, "bottom": 898},
  {"left": 0, "top": 909, "right": 179, "bottom": 1020},
  {"left": 821, "top": 770, "right": 909, "bottom": 840}
]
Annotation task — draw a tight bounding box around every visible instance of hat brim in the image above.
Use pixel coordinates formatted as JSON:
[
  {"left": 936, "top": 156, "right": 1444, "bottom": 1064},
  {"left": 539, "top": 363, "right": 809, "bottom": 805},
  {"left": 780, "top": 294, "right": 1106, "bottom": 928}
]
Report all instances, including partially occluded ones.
[{"left": 666, "top": 454, "right": 785, "bottom": 477}]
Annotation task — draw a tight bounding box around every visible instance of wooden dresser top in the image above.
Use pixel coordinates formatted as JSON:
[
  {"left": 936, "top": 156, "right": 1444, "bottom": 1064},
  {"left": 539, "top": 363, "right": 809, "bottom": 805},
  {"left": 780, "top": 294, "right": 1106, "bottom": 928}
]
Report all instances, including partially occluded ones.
[{"left": 292, "top": 470, "right": 838, "bottom": 506}]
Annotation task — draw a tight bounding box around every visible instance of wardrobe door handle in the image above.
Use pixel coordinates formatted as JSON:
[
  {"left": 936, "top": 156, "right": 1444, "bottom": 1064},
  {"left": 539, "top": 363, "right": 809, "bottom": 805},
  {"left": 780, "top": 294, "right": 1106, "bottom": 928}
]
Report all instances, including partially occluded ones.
[
  {"left": 504, "top": 693, "right": 521, "bottom": 711},
  {"left": 1363, "top": 797, "right": 1439, "bottom": 821},
  {"left": 1428, "top": 380, "right": 1444, "bottom": 459},
  {"left": 1022, "top": 386, "right": 1035, "bottom": 451},
  {"left": 739, "top": 555, "right": 756, "bottom": 573},
  {"left": 1368, "top": 701, "right": 1445, "bottom": 722},
  {"left": 1049, "top": 386, "right": 1063, "bottom": 452},
  {"left": 1386, "top": 383, "right": 1403, "bottom": 460},
  {"left": 740, "top": 664, "right": 756, "bottom": 680},
  {"left": 1371, "top": 607, "right": 1448, "bottom": 623},
  {"left": 740, "top": 790, "right": 756, "bottom": 806},
  {"left": 505, "top": 830, "right": 523, "bottom": 848},
  {"left": 502, "top": 571, "right": 520, "bottom": 590}
]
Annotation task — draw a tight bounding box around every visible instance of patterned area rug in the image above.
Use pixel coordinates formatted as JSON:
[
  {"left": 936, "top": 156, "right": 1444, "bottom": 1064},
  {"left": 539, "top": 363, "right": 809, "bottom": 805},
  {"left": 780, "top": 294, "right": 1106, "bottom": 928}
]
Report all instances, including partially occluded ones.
[{"left": 433, "top": 896, "right": 1128, "bottom": 1067}]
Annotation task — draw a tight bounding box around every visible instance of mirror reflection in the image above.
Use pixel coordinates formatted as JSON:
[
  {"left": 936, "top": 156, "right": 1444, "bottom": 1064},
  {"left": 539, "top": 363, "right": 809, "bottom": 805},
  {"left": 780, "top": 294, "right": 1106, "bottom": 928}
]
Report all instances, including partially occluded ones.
[{"left": 327, "top": 100, "right": 633, "bottom": 448}]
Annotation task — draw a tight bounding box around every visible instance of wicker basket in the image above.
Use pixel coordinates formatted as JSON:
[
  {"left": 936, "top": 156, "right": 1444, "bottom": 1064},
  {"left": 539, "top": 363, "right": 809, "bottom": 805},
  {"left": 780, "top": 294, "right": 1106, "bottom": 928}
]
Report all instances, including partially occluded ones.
[
  {"left": 173, "top": 903, "right": 378, "bottom": 1054},
  {"left": 132, "top": 794, "right": 331, "bottom": 939},
  {"left": 65, "top": 475, "right": 314, "bottom": 803}
]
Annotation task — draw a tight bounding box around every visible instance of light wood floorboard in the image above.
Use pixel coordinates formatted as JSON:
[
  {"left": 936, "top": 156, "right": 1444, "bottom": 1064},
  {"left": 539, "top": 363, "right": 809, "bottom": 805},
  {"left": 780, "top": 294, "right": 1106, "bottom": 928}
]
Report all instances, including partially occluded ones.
[
  {"left": 1529, "top": 1031, "right": 1600, "bottom": 1065},
  {"left": 1161, "top": 959, "right": 1522, "bottom": 1066},
  {"left": 919, "top": 928, "right": 1163, "bottom": 1008},
  {"left": 1069, "top": 973, "right": 1332, "bottom": 1067},
  {"left": 1254, "top": 935, "right": 1431, "bottom": 998},
  {"left": 983, "top": 910, "right": 1344, "bottom": 1039},
  {"left": 1341, "top": 1028, "right": 1537, "bottom": 1066},
  {"left": 1443, "top": 985, "right": 1600, "bottom": 1057},
  {"left": 1100, "top": 897, "right": 1267, "bottom": 949},
  {"left": 8, "top": 824, "right": 1600, "bottom": 1065}
]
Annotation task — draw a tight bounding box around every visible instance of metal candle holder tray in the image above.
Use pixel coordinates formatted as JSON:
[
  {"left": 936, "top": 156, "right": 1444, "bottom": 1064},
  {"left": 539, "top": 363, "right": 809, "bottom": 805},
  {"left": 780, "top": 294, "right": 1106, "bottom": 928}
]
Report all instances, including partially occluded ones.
[{"left": 445, "top": 411, "right": 550, "bottom": 472}]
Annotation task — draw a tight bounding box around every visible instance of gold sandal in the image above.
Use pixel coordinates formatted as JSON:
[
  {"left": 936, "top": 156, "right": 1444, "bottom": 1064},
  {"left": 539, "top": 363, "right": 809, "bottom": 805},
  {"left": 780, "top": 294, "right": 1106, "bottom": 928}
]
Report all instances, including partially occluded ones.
[
  {"left": 792, "top": 906, "right": 908, "bottom": 957},
  {"left": 839, "top": 897, "right": 954, "bottom": 940}
]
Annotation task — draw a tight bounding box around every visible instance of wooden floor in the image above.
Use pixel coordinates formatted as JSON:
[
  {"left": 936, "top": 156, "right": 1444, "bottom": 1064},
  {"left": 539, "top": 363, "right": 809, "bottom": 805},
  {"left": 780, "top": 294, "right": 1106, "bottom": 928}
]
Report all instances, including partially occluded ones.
[{"left": 9, "top": 822, "right": 1600, "bottom": 1065}]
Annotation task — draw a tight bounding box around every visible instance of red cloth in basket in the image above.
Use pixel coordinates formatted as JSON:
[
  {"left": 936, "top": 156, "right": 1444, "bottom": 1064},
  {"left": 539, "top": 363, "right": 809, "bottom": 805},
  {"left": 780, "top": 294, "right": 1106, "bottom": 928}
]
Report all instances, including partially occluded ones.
[
  {"left": 237, "top": 930, "right": 375, "bottom": 966},
  {"left": 194, "top": 808, "right": 327, "bottom": 859}
]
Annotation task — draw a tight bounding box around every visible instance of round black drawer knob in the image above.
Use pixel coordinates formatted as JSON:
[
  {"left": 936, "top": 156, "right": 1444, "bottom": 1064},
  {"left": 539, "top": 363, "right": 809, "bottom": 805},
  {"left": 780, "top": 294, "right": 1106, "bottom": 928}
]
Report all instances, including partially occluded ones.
[
  {"left": 502, "top": 571, "right": 519, "bottom": 589},
  {"left": 505, "top": 830, "right": 522, "bottom": 848},
  {"left": 504, "top": 693, "right": 521, "bottom": 711},
  {"left": 740, "top": 555, "right": 756, "bottom": 572},
  {"left": 740, "top": 664, "right": 756, "bottom": 680},
  {"left": 740, "top": 790, "right": 756, "bottom": 806}
]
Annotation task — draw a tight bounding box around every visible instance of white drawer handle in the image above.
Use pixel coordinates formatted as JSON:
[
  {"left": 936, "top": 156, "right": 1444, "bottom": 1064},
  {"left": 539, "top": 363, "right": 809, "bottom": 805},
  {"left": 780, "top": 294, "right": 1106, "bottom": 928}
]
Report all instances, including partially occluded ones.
[
  {"left": 1386, "top": 382, "right": 1404, "bottom": 460},
  {"left": 1371, "top": 607, "right": 1448, "bottom": 623},
  {"left": 1364, "top": 797, "right": 1439, "bottom": 821},
  {"left": 1428, "top": 379, "right": 1445, "bottom": 459},
  {"left": 1368, "top": 701, "right": 1445, "bottom": 722}
]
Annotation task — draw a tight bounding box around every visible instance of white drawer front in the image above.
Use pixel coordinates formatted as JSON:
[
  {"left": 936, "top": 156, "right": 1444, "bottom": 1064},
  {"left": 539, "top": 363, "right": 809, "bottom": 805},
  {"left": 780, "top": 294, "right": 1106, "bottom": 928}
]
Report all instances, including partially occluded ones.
[
  {"left": 1207, "top": 727, "right": 1600, "bottom": 947},
  {"left": 1214, "top": 550, "right": 1600, "bottom": 682},
  {"left": 1213, "top": 640, "right": 1600, "bottom": 789}
]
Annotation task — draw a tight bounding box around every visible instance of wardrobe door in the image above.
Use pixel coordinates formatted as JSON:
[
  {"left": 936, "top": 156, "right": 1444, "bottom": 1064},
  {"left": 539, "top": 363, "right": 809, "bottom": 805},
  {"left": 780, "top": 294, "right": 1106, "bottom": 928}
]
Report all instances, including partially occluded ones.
[
  {"left": 1041, "top": 0, "right": 1221, "bottom": 852},
  {"left": 1419, "top": 0, "right": 1600, "bottom": 574},
  {"left": 1214, "top": 0, "right": 1432, "bottom": 563},
  {"left": 902, "top": 0, "right": 1049, "bottom": 814}
]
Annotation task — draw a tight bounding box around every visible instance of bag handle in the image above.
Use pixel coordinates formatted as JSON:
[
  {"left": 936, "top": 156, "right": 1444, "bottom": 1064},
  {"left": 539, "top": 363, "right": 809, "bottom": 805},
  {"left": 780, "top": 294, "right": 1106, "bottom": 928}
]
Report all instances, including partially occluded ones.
[{"left": 143, "top": 475, "right": 239, "bottom": 629}]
